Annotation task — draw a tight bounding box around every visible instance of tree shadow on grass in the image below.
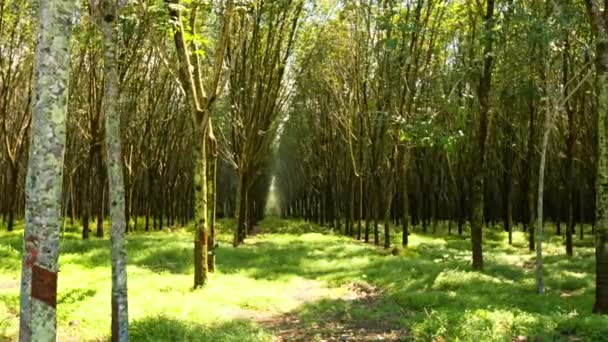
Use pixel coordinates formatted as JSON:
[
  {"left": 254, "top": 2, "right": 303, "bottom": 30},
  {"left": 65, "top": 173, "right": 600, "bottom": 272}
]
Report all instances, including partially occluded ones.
[
  {"left": 130, "top": 315, "right": 269, "bottom": 342},
  {"left": 133, "top": 245, "right": 192, "bottom": 274},
  {"left": 58, "top": 288, "right": 97, "bottom": 305},
  {"left": 217, "top": 237, "right": 380, "bottom": 281},
  {"left": 60, "top": 235, "right": 192, "bottom": 273}
]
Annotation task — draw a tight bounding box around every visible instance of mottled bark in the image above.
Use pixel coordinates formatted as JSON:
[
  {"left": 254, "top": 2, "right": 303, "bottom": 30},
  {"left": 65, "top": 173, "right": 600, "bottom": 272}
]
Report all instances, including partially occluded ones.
[
  {"left": 536, "top": 95, "right": 553, "bottom": 295},
  {"left": 193, "top": 129, "right": 208, "bottom": 287},
  {"left": 207, "top": 130, "right": 218, "bottom": 273},
  {"left": 526, "top": 103, "right": 537, "bottom": 251},
  {"left": 357, "top": 176, "right": 363, "bottom": 240},
  {"left": 92, "top": 0, "right": 129, "bottom": 339},
  {"left": 166, "top": 0, "right": 232, "bottom": 286},
  {"left": 19, "top": 0, "right": 74, "bottom": 340},
  {"left": 471, "top": 0, "right": 495, "bottom": 271},
  {"left": 402, "top": 174, "right": 410, "bottom": 247},
  {"left": 594, "top": 35, "right": 608, "bottom": 314},
  {"left": 584, "top": 0, "right": 608, "bottom": 313}
]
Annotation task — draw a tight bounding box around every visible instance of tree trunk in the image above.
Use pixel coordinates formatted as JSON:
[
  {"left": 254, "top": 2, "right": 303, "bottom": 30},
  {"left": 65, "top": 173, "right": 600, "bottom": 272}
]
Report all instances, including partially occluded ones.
[
  {"left": 19, "top": 1, "right": 73, "bottom": 339},
  {"left": 384, "top": 189, "right": 392, "bottom": 249},
  {"left": 402, "top": 176, "right": 410, "bottom": 247},
  {"left": 373, "top": 183, "right": 379, "bottom": 245},
  {"left": 95, "top": 3, "right": 130, "bottom": 339},
  {"left": 234, "top": 171, "right": 247, "bottom": 246},
  {"left": 82, "top": 149, "right": 95, "bottom": 240},
  {"left": 96, "top": 180, "right": 105, "bottom": 238},
  {"left": 536, "top": 90, "right": 553, "bottom": 295},
  {"left": 7, "top": 164, "right": 17, "bottom": 232},
  {"left": 502, "top": 139, "right": 513, "bottom": 244},
  {"left": 526, "top": 103, "right": 537, "bottom": 251},
  {"left": 357, "top": 176, "right": 363, "bottom": 240},
  {"left": 593, "top": 24, "right": 608, "bottom": 313},
  {"left": 364, "top": 182, "right": 371, "bottom": 243},
  {"left": 193, "top": 127, "right": 208, "bottom": 287},
  {"left": 580, "top": 186, "right": 585, "bottom": 240},
  {"left": 208, "top": 138, "right": 217, "bottom": 273},
  {"left": 470, "top": 0, "right": 495, "bottom": 271}
]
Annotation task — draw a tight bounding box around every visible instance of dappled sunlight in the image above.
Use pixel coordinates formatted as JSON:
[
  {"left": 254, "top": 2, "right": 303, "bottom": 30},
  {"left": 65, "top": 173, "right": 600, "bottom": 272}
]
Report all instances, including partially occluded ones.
[
  {"left": 130, "top": 315, "right": 270, "bottom": 342},
  {"left": 2, "top": 218, "right": 608, "bottom": 340}
]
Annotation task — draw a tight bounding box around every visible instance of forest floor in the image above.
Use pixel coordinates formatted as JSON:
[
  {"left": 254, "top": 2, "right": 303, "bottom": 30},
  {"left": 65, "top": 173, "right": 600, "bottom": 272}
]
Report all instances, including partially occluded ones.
[{"left": 1, "top": 218, "right": 608, "bottom": 341}]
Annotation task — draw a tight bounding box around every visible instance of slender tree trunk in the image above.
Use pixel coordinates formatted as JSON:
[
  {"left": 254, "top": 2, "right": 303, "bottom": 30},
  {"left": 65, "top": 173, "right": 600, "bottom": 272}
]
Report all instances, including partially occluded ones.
[
  {"left": 357, "top": 176, "right": 363, "bottom": 240},
  {"left": 7, "top": 165, "right": 17, "bottom": 232},
  {"left": 365, "top": 182, "right": 371, "bottom": 243},
  {"left": 580, "top": 186, "right": 585, "bottom": 240},
  {"left": 349, "top": 178, "right": 355, "bottom": 237},
  {"left": 374, "top": 217, "right": 379, "bottom": 245},
  {"left": 526, "top": 101, "right": 537, "bottom": 251},
  {"left": 145, "top": 199, "right": 150, "bottom": 232},
  {"left": 536, "top": 96, "right": 553, "bottom": 295},
  {"left": 402, "top": 176, "right": 410, "bottom": 247},
  {"left": 19, "top": 1, "right": 73, "bottom": 339},
  {"left": 234, "top": 171, "right": 247, "bottom": 246},
  {"left": 97, "top": 180, "right": 105, "bottom": 238},
  {"left": 384, "top": 190, "right": 392, "bottom": 249},
  {"left": 373, "top": 183, "right": 379, "bottom": 245},
  {"left": 193, "top": 127, "right": 208, "bottom": 287},
  {"left": 82, "top": 150, "right": 94, "bottom": 239},
  {"left": 95, "top": 3, "right": 129, "bottom": 338},
  {"left": 159, "top": 185, "right": 164, "bottom": 230},
  {"left": 502, "top": 143, "right": 513, "bottom": 244},
  {"left": 208, "top": 138, "right": 218, "bottom": 272},
  {"left": 592, "top": 23, "right": 608, "bottom": 313},
  {"left": 470, "top": 0, "right": 495, "bottom": 271},
  {"left": 69, "top": 178, "right": 76, "bottom": 227}
]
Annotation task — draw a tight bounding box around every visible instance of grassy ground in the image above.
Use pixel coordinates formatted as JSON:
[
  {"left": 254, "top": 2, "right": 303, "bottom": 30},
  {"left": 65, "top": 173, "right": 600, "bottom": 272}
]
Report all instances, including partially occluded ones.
[{"left": 1, "top": 218, "right": 608, "bottom": 341}]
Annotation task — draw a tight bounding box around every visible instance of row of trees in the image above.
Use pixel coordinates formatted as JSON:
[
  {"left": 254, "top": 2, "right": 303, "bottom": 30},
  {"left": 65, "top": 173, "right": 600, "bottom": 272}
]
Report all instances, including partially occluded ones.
[
  {"left": 1, "top": 0, "right": 305, "bottom": 339},
  {"left": 8, "top": 0, "right": 608, "bottom": 338},
  {"left": 274, "top": 0, "right": 608, "bottom": 313}
]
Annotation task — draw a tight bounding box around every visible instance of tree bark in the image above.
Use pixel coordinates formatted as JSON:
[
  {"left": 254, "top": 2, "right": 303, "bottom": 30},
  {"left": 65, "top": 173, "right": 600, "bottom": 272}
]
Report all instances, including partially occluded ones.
[
  {"left": 19, "top": 1, "right": 73, "bottom": 339},
  {"left": 94, "top": 1, "right": 130, "bottom": 338},
  {"left": 593, "top": 31, "right": 608, "bottom": 314},
  {"left": 470, "top": 0, "right": 495, "bottom": 271},
  {"left": 193, "top": 129, "right": 208, "bottom": 287},
  {"left": 584, "top": 0, "right": 608, "bottom": 313},
  {"left": 536, "top": 91, "right": 553, "bottom": 295},
  {"left": 207, "top": 130, "right": 218, "bottom": 273},
  {"left": 402, "top": 175, "right": 410, "bottom": 247}
]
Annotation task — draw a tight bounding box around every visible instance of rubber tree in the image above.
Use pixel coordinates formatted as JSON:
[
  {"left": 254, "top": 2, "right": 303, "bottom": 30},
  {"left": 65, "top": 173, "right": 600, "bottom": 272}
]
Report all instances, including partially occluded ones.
[
  {"left": 18, "top": 0, "right": 75, "bottom": 340},
  {"left": 470, "top": 0, "right": 495, "bottom": 271},
  {"left": 91, "top": 0, "right": 129, "bottom": 339},
  {"left": 585, "top": 0, "right": 608, "bottom": 314},
  {"left": 165, "top": 0, "right": 232, "bottom": 287}
]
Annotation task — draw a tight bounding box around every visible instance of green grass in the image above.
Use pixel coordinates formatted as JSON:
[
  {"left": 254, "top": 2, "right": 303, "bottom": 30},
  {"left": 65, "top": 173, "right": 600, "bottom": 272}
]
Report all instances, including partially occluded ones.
[{"left": 1, "top": 217, "right": 607, "bottom": 341}]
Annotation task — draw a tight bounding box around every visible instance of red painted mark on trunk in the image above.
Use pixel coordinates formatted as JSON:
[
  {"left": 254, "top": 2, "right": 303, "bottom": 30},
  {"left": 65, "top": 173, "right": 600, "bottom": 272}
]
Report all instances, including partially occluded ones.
[
  {"left": 25, "top": 235, "right": 38, "bottom": 267},
  {"left": 31, "top": 265, "right": 57, "bottom": 308}
]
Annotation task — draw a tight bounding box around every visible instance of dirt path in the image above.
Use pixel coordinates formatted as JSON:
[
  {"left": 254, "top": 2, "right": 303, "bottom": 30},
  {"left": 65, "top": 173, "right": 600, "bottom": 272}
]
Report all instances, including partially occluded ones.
[
  {"left": 237, "top": 280, "right": 407, "bottom": 341},
  {"left": 0, "top": 279, "right": 18, "bottom": 290}
]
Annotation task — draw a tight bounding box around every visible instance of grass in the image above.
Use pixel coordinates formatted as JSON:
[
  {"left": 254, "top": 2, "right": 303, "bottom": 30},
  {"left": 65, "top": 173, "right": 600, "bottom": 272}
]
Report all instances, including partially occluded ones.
[{"left": 0, "top": 217, "right": 607, "bottom": 341}]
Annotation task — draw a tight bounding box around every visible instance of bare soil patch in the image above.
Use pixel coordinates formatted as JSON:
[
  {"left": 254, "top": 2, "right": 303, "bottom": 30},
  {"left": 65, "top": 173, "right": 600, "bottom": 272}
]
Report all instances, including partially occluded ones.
[{"left": 251, "top": 281, "right": 407, "bottom": 341}]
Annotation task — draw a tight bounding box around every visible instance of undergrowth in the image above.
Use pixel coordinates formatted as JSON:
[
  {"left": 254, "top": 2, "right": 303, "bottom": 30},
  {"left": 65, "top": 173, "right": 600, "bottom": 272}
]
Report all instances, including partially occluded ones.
[{"left": 0, "top": 218, "right": 606, "bottom": 341}]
